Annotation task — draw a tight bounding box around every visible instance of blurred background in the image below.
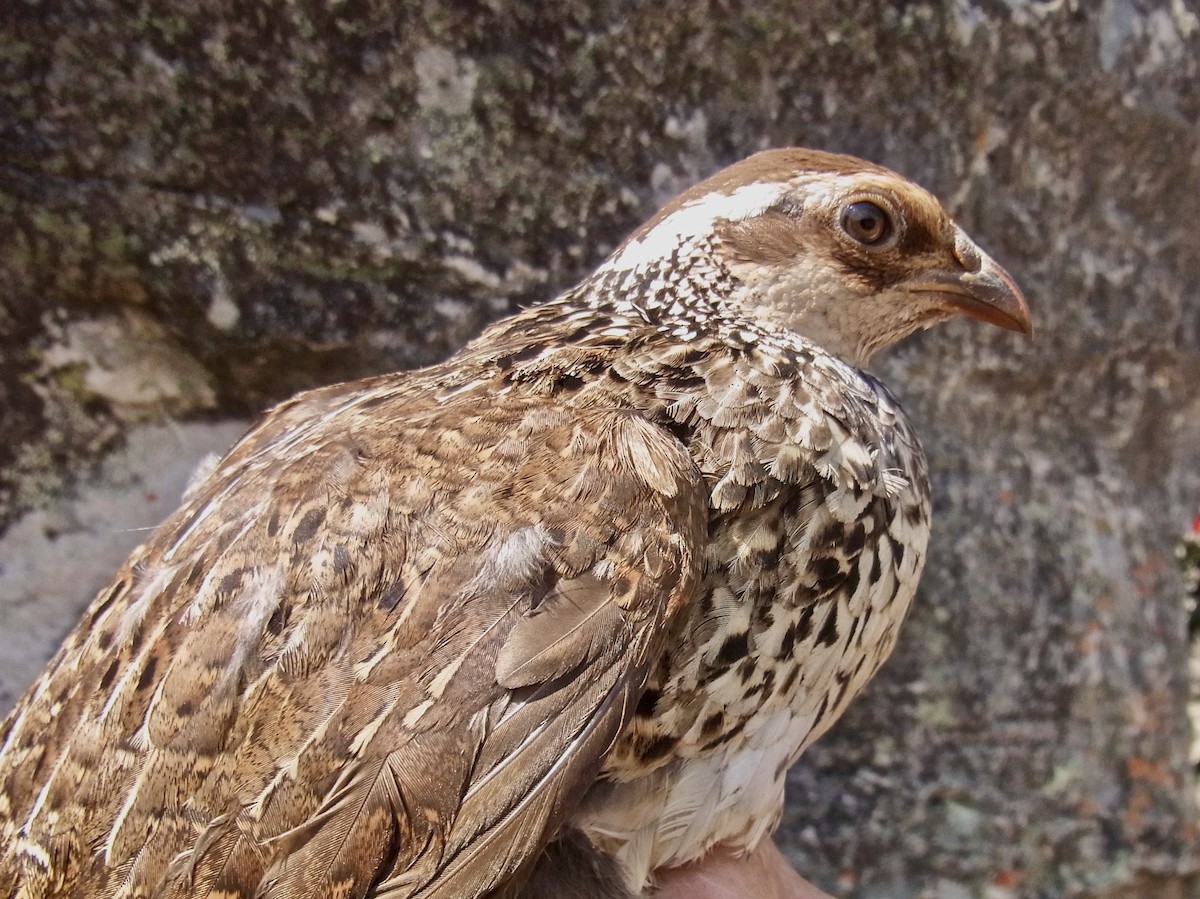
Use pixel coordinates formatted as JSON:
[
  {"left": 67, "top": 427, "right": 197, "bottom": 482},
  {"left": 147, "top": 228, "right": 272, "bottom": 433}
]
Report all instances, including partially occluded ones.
[{"left": 2, "top": 1, "right": 1199, "bottom": 896}]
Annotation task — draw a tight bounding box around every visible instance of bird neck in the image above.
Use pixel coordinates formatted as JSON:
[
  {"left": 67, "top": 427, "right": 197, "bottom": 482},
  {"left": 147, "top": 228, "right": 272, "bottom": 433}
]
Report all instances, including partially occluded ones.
[
  {"left": 575, "top": 236, "right": 893, "bottom": 370},
  {"left": 567, "top": 236, "right": 790, "bottom": 356},
  {"left": 454, "top": 236, "right": 881, "bottom": 405}
]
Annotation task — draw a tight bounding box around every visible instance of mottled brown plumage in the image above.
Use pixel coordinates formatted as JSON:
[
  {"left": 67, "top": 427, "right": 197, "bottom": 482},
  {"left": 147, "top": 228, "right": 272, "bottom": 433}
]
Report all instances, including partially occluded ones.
[{"left": 0, "top": 149, "right": 1030, "bottom": 898}]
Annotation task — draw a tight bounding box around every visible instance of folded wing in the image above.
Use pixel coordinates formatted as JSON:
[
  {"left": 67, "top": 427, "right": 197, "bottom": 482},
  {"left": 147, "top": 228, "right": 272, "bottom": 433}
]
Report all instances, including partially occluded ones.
[{"left": 0, "top": 382, "right": 707, "bottom": 899}]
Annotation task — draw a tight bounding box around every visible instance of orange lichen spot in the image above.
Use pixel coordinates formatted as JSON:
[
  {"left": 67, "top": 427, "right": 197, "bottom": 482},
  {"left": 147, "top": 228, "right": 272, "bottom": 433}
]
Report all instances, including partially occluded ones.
[
  {"left": 1126, "top": 755, "right": 1173, "bottom": 787},
  {"left": 991, "top": 869, "right": 1024, "bottom": 888}
]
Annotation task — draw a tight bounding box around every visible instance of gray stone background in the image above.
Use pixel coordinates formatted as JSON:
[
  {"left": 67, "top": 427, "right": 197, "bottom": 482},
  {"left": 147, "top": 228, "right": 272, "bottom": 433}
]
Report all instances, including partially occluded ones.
[{"left": 2, "top": 1, "right": 1199, "bottom": 897}]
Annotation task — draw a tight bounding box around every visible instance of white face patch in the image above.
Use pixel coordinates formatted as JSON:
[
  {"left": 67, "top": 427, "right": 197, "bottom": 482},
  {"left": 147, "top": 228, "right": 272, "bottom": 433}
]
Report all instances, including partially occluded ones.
[{"left": 599, "top": 180, "right": 786, "bottom": 274}]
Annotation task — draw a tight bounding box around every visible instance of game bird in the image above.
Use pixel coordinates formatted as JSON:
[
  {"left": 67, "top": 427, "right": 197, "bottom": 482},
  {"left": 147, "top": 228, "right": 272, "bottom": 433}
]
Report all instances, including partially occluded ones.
[{"left": 0, "top": 148, "right": 1031, "bottom": 898}]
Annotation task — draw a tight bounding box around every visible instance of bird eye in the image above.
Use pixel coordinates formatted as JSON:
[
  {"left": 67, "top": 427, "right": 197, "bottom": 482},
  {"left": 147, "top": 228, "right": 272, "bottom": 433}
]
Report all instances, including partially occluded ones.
[{"left": 841, "top": 201, "right": 892, "bottom": 246}]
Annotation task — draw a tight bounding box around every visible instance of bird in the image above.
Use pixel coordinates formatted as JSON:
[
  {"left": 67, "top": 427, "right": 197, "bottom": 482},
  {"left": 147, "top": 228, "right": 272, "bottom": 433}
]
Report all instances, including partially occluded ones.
[{"left": 0, "top": 148, "right": 1030, "bottom": 899}]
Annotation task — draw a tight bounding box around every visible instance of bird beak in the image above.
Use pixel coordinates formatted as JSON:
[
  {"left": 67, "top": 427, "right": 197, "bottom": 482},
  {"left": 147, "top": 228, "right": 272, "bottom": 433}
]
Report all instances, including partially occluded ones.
[{"left": 904, "top": 233, "right": 1033, "bottom": 337}]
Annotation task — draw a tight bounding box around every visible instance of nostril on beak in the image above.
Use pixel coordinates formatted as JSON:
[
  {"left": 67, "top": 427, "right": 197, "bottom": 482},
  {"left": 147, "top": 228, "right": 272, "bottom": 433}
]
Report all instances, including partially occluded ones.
[{"left": 953, "top": 233, "right": 982, "bottom": 273}]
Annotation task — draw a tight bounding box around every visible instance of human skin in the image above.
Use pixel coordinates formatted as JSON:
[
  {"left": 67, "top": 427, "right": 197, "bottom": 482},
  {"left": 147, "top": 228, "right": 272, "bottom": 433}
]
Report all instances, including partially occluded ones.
[{"left": 655, "top": 839, "right": 836, "bottom": 899}]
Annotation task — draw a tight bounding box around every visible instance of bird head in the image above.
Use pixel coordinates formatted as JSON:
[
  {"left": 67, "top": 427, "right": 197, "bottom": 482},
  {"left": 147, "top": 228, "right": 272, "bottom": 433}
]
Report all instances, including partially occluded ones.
[{"left": 602, "top": 149, "right": 1031, "bottom": 366}]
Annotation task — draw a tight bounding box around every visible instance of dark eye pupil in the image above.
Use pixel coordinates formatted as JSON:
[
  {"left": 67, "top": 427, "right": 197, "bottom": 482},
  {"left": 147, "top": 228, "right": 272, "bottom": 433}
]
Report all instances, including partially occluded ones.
[{"left": 842, "top": 201, "right": 891, "bottom": 245}]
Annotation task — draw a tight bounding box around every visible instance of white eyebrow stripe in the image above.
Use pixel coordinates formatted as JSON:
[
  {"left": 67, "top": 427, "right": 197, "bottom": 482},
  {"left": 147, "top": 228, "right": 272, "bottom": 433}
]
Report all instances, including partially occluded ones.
[{"left": 599, "top": 180, "right": 785, "bottom": 273}]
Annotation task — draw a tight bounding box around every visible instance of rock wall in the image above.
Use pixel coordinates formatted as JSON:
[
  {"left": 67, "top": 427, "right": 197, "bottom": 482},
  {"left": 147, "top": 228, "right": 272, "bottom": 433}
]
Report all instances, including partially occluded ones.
[{"left": 2, "top": 2, "right": 1199, "bottom": 896}]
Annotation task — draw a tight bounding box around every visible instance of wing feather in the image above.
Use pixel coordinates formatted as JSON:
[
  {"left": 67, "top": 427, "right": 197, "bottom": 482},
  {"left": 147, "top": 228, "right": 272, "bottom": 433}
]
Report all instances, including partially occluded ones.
[
  {"left": 494, "top": 575, "right": 627, "bottom": 689},
  {"left": 0, "top": 381, "right": 706, "bottom": 899}
]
